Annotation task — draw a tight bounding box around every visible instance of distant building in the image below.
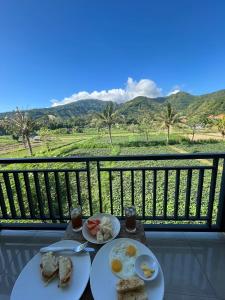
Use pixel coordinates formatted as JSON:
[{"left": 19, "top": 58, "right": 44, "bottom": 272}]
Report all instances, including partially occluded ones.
[{"left": 32, "top": 136, "right": 41, "bottom": 142}]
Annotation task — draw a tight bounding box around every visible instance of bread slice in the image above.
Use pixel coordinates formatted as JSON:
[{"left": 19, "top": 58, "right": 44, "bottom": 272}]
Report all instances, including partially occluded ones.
[
  {"left": 116, "top": 277, "right": 145, "bottom": 294},
  {"left": 40, "top": 252, "right": 58, "bottom": 283},
  {"left": 58, "top": 256, "right": 73, "bottom": 287},
  {"left": 117, "top": 288, "right": 148, "bottom": 300}
]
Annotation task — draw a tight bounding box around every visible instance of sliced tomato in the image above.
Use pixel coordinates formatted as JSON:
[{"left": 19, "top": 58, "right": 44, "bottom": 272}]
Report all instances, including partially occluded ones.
[
  {"left": 89, "top": 225, "right": 100, "bottom": 236},
  {"left": 87, "top": 223, "right": 96, "bottom": 230},
  {"left": 88, "top": 219, "right": 98, "bottom": 225}
]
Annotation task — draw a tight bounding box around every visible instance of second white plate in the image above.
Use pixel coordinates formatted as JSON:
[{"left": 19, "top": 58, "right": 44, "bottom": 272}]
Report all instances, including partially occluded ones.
[
  {"left": 82, "top": 213, "right": 121, "bottom": 244},
  {"left": 90, "top": 238, "right": 164, "bottom": 300}
]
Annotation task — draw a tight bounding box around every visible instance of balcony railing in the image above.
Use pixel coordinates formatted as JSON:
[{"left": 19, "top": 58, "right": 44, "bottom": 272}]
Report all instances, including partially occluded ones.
[{"left": 0, "top": 153, "right": 225, "bottom": 231}]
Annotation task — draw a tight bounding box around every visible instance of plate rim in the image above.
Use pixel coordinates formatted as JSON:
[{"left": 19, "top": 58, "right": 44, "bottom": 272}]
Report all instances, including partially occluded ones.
[
  {"left": 90, "top": 237, "right": 164, "bottom": 300},
  {"left": 10, "top": 239, "right": 91, "bottom": 300},
  {"left": 82, "top": 213, "right": 121, "bottom": 244}
]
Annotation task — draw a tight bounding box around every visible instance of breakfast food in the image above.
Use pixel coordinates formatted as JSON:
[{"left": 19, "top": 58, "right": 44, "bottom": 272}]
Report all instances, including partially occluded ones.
[
  {"left": 40, "top": 252, "right": 59, "bottom": 283},
  {"left": 140, "top": 262, "right": 155, "bottom": 278},
  {"left": 110, "top": 242, "right": 138, "bottom": 278},
  {"left": 58, "top": 256, "right": 73, "bottom": 287},
  {"left": 116, "top": 277, "right": 147, "bottom": 300},
  {"left": 40, "top": 252, "right": 73, "bottom": 288},
  {"left": 87, "top": 216, "right": 113, "bottom": 242}
]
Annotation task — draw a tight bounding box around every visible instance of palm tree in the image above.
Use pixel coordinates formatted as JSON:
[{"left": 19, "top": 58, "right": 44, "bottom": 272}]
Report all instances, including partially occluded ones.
[
  {"left": 217, "top": 117, "right": 225, "bottom": 139},
  {"left": 2, "top": 108, "right": 35, "bottom": 155},
  {"left": 96, "top": 102, "right": 120, "bottom": 144},
  {"left": 158, "top": 103, "right": 181, "bottom": 144}
]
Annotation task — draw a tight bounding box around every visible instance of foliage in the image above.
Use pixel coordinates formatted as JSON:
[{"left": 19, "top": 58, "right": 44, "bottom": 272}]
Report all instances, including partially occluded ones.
[
  {"left": 157, "top": 103, "right": 183, "bottom": 143},
  {"left": 137, "top": 111, "right": 155, "bottom": 141},
  {"left": 96, "top": 102, "right": 122, "bottom": 144},
  {"left": 0, "top": 108, "right": 35, "bottom": 155},
  {"left": 217, "top": 117, "right": 225, "bottom": 138}
]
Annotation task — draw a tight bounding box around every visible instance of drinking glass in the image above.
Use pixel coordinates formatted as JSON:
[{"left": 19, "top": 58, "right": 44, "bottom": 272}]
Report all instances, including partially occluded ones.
[
  {"left": 71, "top": 206, "right": 83, "bottom": 232},
  {"left": 125, "top": 206, "right": 136, "bottom": 233}
]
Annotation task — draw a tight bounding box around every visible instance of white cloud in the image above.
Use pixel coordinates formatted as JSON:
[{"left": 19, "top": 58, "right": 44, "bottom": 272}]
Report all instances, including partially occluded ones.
[
  {"left": 51, "top": 77, "right": 162, "bottom": 107},
  {"left": 167, "top": 85, "right": 181, "bottom": 96}
]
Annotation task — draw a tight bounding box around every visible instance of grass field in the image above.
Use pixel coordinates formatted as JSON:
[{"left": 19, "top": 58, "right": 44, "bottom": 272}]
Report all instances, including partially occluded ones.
[{"left": 0, "top": 129, "right": 224, "bottom": 226}]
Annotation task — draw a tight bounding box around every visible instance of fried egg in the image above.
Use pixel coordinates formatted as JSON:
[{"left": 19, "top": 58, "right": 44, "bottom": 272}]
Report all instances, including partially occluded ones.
[{"left": 109, "top": 242, "right": 138, "bottom": 278}]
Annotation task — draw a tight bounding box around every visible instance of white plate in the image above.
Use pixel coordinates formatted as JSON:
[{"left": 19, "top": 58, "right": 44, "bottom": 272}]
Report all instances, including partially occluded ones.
[
  {"left": 82, "top": 213, "right": 121, "bottom": 244},
  {"left": 90, "top": 238, "right": 164, "bottom": 300},
  {"left": 11, "top": 240, "right": 91, "bottom": 300}
]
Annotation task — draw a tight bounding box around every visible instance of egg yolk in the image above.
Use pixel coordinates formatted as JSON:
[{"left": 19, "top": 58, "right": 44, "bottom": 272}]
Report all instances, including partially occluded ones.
[
  {"left": 111, "top": 259, "right": 122, "bottom": 272},
  {"left": 126, "top": 245, "right": 137, "bottom": 257}
]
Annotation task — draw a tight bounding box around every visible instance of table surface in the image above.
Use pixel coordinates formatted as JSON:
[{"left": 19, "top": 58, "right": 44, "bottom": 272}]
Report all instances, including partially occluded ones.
[{"left": 63, "top": 220, "right": 147, "bottom": 300}]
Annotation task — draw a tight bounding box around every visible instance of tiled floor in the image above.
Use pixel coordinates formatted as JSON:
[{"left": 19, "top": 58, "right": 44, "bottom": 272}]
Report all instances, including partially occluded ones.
[{"left": 1, "top": 230, "right": 225, "bottom": 300}]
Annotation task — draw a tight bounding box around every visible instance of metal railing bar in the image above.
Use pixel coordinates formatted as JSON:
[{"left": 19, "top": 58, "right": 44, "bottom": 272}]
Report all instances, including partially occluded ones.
[
  {"left": 109, "top": 171, "right": 113, "bottom": 215},
  {"left": 23, "top": 172, "right": 35, "bottom": 218},
  {"left": 0, "top": 168, "right": 87, "bottom": 173},
  {"left": 33, "top": 172, "right": 45, "bottom": 219},
  {"left": 97, "top": 161, "right": 103, "bottom": 213},
  {"left": 163, "top": 170, "right": 168, "bottom": 219},
  {"left": 196, "top": 169, "right": 204, "bottom": 219},
  {"left": 174, "top": 169, "right": 180, "bottom": 219},
  {"left": 120, "top": 171, "right": 124, "bottom": 216},
  {"left": 100, "top": 166, "right": 213, "bottom": 172},
  {"left": 65, "top": 172, "right": 72, "bottom": 213},
  {"left": 54, "top": 172, "right": 64, "bottom": 221},
  {"left": 3, "top": 173, "right": 16, "bottom": 218},
  {"left": 153, "top": 170, "right": 157, "bottom": 218},
  {"left": 13, "top": 173, "right": 26, "bottom": 219},
  {"left": 0, "top": 152, "right": 224, "bottom": 164},
  {"left": 44, "top": 172, "right": 55, "bottom": 220},
  {"left": 131, "top": 170, "right": 135, "bottom": 206},
  {"left": 142, "top": 170, "right": 146, "bottom": 219},
  {"left": 207, "top": 158, "right": 219, "bottom": 227},
  {"left": 185, "top": 169, "right": 192, "bottom": 219},
  {"left": 86, "top": 161, "right": 93, "bottom": 216},
  {"left": 0, "top": 181, "right": 8, "bottom": 218},
  {"left": 75, "top": 171, "right": 82, "bottom": 206}
]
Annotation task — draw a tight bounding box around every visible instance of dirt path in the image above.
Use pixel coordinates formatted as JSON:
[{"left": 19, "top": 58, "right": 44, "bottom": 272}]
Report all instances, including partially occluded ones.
[
  {"left": 185, "top": 132, "right": 223, "bottom": 141},
  {"left": 169, "top": 145, "right": 213, "bottom": 166}
]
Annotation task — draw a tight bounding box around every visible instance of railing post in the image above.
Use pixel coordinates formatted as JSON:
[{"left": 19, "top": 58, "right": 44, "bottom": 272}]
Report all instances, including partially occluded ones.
[
  {"left": 216, "top": 159, "right": 225, "bottom": 231},
  {"left": 207, "top": 158, "right": 219, "bottom": 228}
]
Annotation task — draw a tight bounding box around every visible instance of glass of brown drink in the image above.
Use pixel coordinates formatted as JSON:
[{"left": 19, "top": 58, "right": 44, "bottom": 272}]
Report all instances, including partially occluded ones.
[
  {"left": 125, "top": 206, "right": 136, "bottom": 233},
  {"left": 71, "top": 206, "right": 83, "bottom": 232}
]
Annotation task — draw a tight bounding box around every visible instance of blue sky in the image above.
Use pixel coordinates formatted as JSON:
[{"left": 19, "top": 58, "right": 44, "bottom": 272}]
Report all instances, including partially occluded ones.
[{"left": 0, "top": 0, "right": 225, "bottom": 112}]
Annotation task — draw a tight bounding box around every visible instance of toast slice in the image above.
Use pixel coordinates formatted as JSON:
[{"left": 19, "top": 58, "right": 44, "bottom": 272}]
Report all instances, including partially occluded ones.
[
  {"left": 40, "top": 252, "right": 58, "bottom": 283},
  {"left": 116, "top": 277, "right": 145, "bottom": 294},
  {"left": 58, "top": 256, "right": 73, "bottom": 287},
  {"left": 117, "top": 287, "right": 148, "bottom": 300}
]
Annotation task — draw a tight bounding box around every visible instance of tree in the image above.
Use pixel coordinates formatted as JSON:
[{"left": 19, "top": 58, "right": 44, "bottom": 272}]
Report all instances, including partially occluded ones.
[
  {"left": 96, "top": 102, "right": 121, "bottom": 144},
  {"left": 217, "top": 117, "right": 225, "bottom": 139},
  {"left": 187, "top": 116, "right": 201, "bottom": 142},
  {"left": 38, "top": 127, "right": 52, "bottom": 151},
  {"left": 2, "top": 108, "right": 35, "bottom": 155},
  {"left": 137, "top": 111, "right": 154, "bottom": 141},
  {"left": 157, "top": 103, "right": 182, "bottom": 144}
]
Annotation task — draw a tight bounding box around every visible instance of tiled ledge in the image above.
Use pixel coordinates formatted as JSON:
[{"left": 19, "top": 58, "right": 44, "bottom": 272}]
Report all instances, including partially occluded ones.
[{"left": 1, "top": 230, "right": 225, "bottom": 300}]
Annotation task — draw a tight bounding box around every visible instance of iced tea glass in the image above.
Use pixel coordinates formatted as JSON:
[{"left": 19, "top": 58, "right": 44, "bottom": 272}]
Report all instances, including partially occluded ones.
[
  {"left": 125, "top": 206, "right": 136, "bottom": 233},
  {"left": 71, "top": 206, "right": 83, "bottom": 232}
]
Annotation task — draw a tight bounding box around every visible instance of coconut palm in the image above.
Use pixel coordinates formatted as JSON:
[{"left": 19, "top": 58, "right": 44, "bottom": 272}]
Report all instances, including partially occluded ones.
[
  {"left": 158, "top": 103, "right": 181, "bottom": 144},
  {"left": 96, "top": 102, "right": 121, "bottom": 144},
  {"left": 2, "top": 108, "right": 35, "bottom": 155}
]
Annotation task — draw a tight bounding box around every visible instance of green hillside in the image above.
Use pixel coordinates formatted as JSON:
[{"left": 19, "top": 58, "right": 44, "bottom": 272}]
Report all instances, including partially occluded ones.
[{"left": 1, "top": 89, "right": 225, "bottom": 122}]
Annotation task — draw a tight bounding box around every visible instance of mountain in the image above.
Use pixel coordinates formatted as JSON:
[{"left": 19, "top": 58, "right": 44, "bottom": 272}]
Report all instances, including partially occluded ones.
[
  {"left": 0, "top": 89, "right": 225, "bottom": 122},
  {"left": 117, "top": 96, "right": 161, "bottom": 120},
  {"left": 186, "top": 89, "right": 225, "bottom": 116},
  {"left": 0, "top": 99, "right": 110, "bottom": 119},
  {"left": 166, "top": 92, "right": 197, "bottom": 110}
]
